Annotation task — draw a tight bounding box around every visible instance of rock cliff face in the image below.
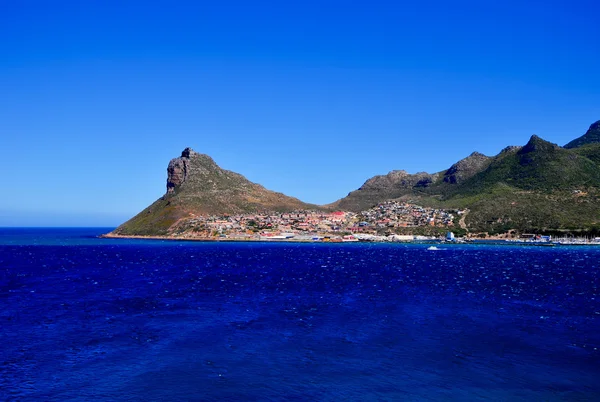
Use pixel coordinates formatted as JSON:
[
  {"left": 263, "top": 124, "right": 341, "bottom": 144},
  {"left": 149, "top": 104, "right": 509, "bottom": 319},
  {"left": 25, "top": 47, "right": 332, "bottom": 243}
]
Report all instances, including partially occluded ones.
[
  {"left": 166, "top": 148, "right": 194, "bottom": 193},
  {"left": 499, "top": 145, "right": 522, "bottom": 155}
]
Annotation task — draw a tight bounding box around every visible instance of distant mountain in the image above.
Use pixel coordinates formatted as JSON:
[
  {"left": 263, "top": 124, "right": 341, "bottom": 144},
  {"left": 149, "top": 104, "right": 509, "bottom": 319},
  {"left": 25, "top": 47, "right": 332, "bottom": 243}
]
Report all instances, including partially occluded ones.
[
  {"left": 565, "top": 120, "right": 600, "bottom": 149},
  {"left": 331, "top": 151, "right": 493, "bottom": 212},
  {"left": 114, "top": 119, "right": 600, "bottom": 236},
  {"left": 113, "top": 148, "right": 320, "bottom": 235},
  {"left": 460, "top": 135, "right": 600, "bottom": 193},
  {"left": 331, "top": 170, "right": 441, "bottom": 212},
  {"left": 333, "top": 122, "right": 600, "bottom": 234}
]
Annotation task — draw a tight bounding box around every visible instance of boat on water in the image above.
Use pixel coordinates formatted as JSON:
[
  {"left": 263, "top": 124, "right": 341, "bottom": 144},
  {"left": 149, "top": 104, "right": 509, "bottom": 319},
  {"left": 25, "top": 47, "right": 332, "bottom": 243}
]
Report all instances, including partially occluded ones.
[{"left": 427, "top": 246, "right": 440, "bottom": 251}]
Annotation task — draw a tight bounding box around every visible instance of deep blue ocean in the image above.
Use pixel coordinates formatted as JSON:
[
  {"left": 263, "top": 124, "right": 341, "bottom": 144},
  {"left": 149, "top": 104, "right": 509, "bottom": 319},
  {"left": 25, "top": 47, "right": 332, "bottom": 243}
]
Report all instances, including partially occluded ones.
[{"left": 1, "top": 228, "right": 599, "bottom": 401}]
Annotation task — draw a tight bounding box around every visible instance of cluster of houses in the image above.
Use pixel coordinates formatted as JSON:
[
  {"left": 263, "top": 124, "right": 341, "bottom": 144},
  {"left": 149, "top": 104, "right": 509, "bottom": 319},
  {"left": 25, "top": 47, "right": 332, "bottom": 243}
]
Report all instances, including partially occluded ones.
[
  {"left": 170, "top": 201, "right": 460, "bottom": 241},
  {"left": 355, "top": 201, "right": 456, "bottom": 230}
]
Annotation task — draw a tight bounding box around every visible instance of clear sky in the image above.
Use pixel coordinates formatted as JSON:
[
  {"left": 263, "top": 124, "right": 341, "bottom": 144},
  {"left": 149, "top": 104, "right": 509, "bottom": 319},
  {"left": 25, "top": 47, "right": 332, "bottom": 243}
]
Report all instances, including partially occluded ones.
[{"left": 1, "top": 0, "right": 599, "bottom": 226}]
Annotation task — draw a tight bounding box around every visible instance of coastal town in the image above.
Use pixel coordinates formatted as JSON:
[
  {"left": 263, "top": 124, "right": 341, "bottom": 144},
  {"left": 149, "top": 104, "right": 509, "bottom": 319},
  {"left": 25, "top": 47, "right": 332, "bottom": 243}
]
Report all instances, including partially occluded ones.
[
  {"left": 164, "top": 201, "right": 461, "bottom": 242},
  {"left": 105, "top": 199, "right": 600, "bottom": 245}
]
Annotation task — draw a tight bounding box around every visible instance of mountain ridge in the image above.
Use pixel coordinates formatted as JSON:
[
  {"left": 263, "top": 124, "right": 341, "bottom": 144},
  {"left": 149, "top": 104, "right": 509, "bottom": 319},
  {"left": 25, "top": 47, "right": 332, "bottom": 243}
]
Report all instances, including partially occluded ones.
[{"left": 113, "top": 120, "right": 600, "bottom": 235}]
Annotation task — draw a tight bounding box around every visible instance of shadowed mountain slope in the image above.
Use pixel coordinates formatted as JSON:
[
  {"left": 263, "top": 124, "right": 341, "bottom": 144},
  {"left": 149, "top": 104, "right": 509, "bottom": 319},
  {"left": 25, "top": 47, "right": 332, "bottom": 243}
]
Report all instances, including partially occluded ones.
[
  {"left": 565, "top": 120, "right": 600, "bottom": 149},
  {"left": 455, "top": 135, "right": 600, "bottom": 195}
]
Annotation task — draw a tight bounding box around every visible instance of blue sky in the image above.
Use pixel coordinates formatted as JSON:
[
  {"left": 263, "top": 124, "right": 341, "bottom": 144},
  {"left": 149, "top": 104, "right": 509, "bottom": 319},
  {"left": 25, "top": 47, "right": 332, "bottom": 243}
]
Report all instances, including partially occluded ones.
[{"left": 1, "top": 0, "right": 599, "bottom": 226}]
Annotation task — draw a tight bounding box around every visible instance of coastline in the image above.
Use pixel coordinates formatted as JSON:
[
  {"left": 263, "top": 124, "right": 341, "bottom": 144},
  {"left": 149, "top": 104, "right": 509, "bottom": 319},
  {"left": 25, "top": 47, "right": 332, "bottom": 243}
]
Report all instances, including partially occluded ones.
[
  {"left": 100, "top": 232, "right": 600, "bottom": 246},
  {"left": 100, "top": 232, "right": 321, "bottom": 243}
]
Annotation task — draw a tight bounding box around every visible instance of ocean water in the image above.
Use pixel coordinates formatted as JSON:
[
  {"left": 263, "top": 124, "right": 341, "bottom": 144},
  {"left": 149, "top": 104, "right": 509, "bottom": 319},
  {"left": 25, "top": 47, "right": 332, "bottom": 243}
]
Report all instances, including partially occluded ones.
[{"left": 1, "top": 228, "right": 599, "bottom": 401}]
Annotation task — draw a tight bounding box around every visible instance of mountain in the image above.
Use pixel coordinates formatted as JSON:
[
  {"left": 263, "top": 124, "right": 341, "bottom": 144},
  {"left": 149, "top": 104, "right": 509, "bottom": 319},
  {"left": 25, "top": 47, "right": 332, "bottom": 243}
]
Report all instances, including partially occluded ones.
[
  {"left": 333, "top": 124, "right": 600, "bottom": 234},
  {"left": 331, "top": 170, "right": 441, "bottom": 212},
  {"left": 448, "top": 136, "right": 600, "bottom": 233},
  {"left": 459, "top": 135, "right": 600, "bottom": 193},
  {"left": 114, "top": 119, "right": 600, "bottom": 236},
  {"left": 564, "top": 120, "right": 600, "bottom": 149},
  {"left": 332, "top": 151, "right": 493, "bottom": 212},
  {"left": 112, "top": 148, "right": 320, "bottom": 235}
]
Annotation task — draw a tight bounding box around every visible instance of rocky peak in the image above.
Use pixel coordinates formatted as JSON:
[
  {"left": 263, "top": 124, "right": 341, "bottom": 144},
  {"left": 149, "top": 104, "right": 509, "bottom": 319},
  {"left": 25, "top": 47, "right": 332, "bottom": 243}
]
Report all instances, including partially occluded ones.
[
  {"left": 167, "top": 148, "right": 200, "bottom": 194},
  {"left": 499, "top": 145, "right": 522, "bottom": 154},
  {"left": 443, "top": 151, "right": 491, "bottom": 184},
  {"left": 361, "top": 170, "right": 434, "bottom": 191},
  {"left": 519, "top": 135, "right": 559, "bottom": 155},
  {"left": 167, "top": 156, "right": 189, "bottom": 194},
  {"left": 564, "top": 120, "right": 600, "bottom": 149},
  {"left": 181, "top": 147, "right": 198, "bottom": 158},
  {"left": 517, "top": 135, "right": 561, "bottom": 167},
  {"left": 166, "top": 148, "right": 225, "bottom": 193}
]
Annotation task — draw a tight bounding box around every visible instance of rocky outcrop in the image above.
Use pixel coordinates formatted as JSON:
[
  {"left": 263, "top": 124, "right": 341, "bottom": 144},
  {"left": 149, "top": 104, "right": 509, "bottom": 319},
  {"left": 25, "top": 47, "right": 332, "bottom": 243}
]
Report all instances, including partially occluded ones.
[
  {"left": 499, "top": 145, "right": 522, "bottom": 155},
  {"left": 361, "top": 170, "right": 437, "bottom": 191},
  {"left": 166, "top": 148, "right": 196, "bottom": 193},
  {"left": 443, "top": 152, "right": 491, "bottom": 184}
]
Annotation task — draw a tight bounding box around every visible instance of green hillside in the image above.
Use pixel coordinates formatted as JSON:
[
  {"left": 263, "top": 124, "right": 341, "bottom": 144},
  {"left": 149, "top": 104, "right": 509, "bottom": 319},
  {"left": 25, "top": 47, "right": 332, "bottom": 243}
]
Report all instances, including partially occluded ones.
[
  {"left": 114, "top": 120, "right": 600, "bottom": 236},
  {"left": 333, "top": 127, "right": 600, "bottom": 234}
]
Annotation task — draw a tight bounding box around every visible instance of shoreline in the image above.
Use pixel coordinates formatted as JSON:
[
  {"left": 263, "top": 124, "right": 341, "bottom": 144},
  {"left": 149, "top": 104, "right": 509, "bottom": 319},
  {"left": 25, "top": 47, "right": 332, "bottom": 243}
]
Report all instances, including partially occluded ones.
[
  {"left": 100, "top": 233, "right": 321, "bottom": 243},
  {"left": 99, "top": 232, "right": 600, "bottom": 246}
]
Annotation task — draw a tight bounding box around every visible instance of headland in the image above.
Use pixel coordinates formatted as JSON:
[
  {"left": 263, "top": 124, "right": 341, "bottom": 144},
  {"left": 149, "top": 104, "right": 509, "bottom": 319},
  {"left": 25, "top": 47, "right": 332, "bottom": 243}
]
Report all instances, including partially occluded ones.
[{"left": 108, "top": 120, "right": 600, "bottom": 241}]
